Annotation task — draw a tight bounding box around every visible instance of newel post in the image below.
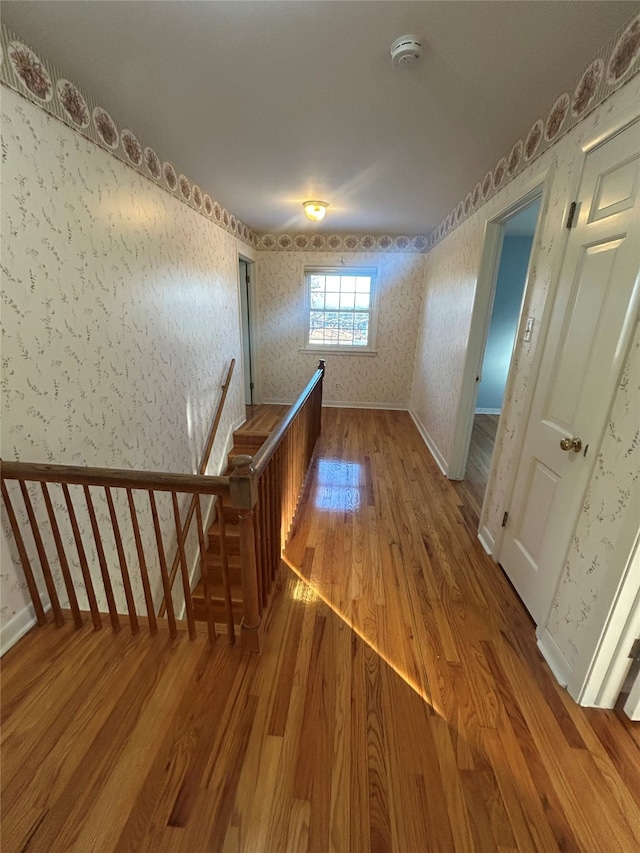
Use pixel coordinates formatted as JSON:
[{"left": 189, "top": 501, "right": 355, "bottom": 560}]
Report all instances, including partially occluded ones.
[{"left": 230, "top": 454, "right": 261, "bottom": 652}]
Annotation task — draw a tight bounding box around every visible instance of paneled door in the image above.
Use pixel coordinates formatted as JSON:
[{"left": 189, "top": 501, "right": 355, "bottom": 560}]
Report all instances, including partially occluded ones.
[{"left": 499, "top": 119, "right": 640, "bottom": 624}]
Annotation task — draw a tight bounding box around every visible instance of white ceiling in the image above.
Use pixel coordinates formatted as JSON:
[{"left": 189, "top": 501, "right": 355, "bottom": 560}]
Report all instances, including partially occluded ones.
[{"left": 2, "top": 1, "right": 636, "bottom": 236}]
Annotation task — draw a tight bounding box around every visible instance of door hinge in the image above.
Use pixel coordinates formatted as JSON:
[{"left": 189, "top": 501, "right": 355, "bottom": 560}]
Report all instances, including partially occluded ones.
[
  {"left": 565, "top": 201, "right": 578, "bottom": 229},
  {"left": 502, "top": 511, "right": 509, "bottom": 528},
  {"left": 629, "top": 639, "right": 640, "bottom": 661},
  {"left": 246, "top": 273, "right": 251, "bottom": 284},
  {"left": 249, "top": 382, "right": 254, "bottom": 390}
]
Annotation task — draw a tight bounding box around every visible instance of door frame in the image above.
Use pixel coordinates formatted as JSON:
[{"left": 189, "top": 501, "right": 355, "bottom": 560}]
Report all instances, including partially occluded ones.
[
  {"left": 570, "top": 514, "right": 640, "bottom": 707},
  {"left": 448, "top": 170, "right": 550, "bottom": 493},
  {"left": 237, "top": 254, "right": 260, "bottom": 406}
]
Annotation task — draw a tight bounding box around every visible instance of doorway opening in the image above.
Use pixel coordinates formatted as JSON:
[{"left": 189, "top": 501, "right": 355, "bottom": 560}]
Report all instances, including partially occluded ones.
[
  {"left": 238, "top": 257, "right": 257, "bottom": 412},
  {"left": 452, "top": 195, "right": 542, "bottom": 523}
]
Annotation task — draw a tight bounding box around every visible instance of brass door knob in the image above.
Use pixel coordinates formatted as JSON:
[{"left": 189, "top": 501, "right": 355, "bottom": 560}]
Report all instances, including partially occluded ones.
[{"left": 560, "top": 436, "right": 583, "bottom": 453}]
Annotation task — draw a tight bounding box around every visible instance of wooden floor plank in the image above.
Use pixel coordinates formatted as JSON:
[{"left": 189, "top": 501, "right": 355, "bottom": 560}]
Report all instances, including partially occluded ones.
[{"left": 2, "top": 408, "right": 639, "bottom": 852}]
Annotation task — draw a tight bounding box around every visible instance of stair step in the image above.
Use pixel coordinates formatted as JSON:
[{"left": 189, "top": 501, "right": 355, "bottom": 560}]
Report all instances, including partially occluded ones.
[
  {"left": 192, "top": 582, "right": 243, "bottom": 625},
  {"left": 208, "top": 522, "right": 240, "bottom": 554},
  {"left": 203, "top": 553, "right": 242, "bottom": 586},
  {"left": 232, "top": 429, "right": 271, "bottom": 445},
  {"left": 220, "top": 500, "right": 241, "bottom": 524}
]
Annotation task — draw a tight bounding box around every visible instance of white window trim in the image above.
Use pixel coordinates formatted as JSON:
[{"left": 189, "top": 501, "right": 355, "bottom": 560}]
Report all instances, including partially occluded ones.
[{"left": 301, "top": 265, "right": 380, "bottom": 355}]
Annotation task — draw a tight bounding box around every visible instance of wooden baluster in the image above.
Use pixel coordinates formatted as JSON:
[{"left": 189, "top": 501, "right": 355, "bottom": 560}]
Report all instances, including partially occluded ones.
[
  {"left": 253, "top": 501, "right": 264, "bottom": 608},
  {"left": 18, "top": 481, "right": 64, "bottom": 627},
  {"left": 171, "top": 492, "right": 196, "bottom": 640},
  {"left": 285, "top": 435, "right": 290, "bottom": 533},
  {"left": 230, "top": 455, "right": 261, "bottom": 652},
  {"left": 105, "top": 487, "right": 139, "bottom": 634},
  {"left": 83, "top": 485, "right": 120, "bottom": 632},
  {"left": 263, "top": 464, "right": 271, "bottom": 591},
  {"left": 126, "top": 489, "right": 157, "bottom": 635},
  {"left": 1, "top": 480, "right": 47, "bottom": 626},
  {"left": 215, "top": 497, "right": 235, "bottom": 644},
  {"left": 294, "top": 418, "right": 298, "bottom": 493},
  {"left": 40, "top": 483, "right": 83, "bottom": 628},
  {"left": 281, "top": 442, "right": 287, "bottom": 550},
  {"left": 194, "top": 495, "right": 216, "bottom": 645},
  {"left": 286, "top": 430, "right": 292, "bottom": 541},
  {"left": 148, "top": 491, "right": 177, "bottom": 639},
  {"left": 258, "top": 476, "right": 268, "bottom": 606},
  {"left": 275, "top": 448, "right": 282, "bottom": 577},
  {"left": 293, "top": 418, "right": 299, "bottom": 520},
  {"left": 268, "top": 454, "right": 276, "bottom": 583},
  {"left": 284, "top": 433, "right": 290, "bottom": 543},
  {"left": 62, "top": 484, "right": 101, "bottom": 630}
]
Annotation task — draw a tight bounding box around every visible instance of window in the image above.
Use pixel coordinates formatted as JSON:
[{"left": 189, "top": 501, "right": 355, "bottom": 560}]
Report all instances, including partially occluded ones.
[{"left": 304, "top": 267, "right": 378, "bottom": 352}]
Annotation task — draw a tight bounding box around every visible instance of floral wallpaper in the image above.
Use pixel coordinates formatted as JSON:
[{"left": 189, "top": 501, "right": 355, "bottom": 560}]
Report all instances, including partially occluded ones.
[
  {"left": 0, "top": 24, "right": 257, "bottom": 249},
  {"left": 548, "top": 324, "right": 639, "bottom": 667},
  {"left": 257, "top": 251, "right": 425, "bottom": 407},
  {"left": 1, "top": 88, "right": 247, "bottom": 627}
]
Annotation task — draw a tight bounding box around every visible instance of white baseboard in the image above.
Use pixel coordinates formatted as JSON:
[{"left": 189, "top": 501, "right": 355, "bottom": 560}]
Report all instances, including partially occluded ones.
[
  {"left": 323, "top": 400, "right": 408, "bottom": 411},
  {"left": 408, "top": 410, "right": 449, "bottom": 477},
  {"left": 1, "top": 597, "right": 50, "bottom": 657},
  {"left": 261, "top": 398, "right": 409, "bottom": 411},
  {"left": 475, "top": 407, "right": 501, "bottom": 415},
  {"left": 478, "top": 525, "right": 495, "bottom": 556},
  {"left": 536, "top": 626, "right": 572, "bottom": 688},
  {"left": 260, "top": 397, "right": 296, "bottom": 406}
]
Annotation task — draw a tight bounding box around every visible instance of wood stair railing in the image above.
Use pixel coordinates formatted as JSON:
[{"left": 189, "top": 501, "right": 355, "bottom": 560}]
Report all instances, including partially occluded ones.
[{"left": 1, "top": 361, "right": 325, "bottom": 653}]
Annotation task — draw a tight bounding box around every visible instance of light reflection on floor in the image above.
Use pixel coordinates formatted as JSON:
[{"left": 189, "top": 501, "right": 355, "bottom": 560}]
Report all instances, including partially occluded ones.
[
  {"left": 283, "top": 555, "right": 439, "bottom": 715},
  {"left": 313, "top": 459, "right": 363, "bottom": 511}
]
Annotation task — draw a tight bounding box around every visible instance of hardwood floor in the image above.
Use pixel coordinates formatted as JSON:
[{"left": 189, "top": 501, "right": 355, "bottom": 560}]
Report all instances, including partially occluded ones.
[
  {"left": 2, "top": 408, "right": 639, "bottom": 852},
  {"left": 452, "top": 414, "right": 499, "bottom": 524}
]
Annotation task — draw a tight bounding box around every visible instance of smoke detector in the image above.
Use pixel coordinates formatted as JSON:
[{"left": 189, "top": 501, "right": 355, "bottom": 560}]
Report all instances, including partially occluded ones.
[{"left": 390, "top": 35, "right": 423, "bottom": 68}]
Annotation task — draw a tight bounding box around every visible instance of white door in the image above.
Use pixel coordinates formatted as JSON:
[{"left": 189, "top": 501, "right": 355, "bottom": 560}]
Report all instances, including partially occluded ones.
[{"left": 499, "top": 119, "right": 640, "bottom": 624}]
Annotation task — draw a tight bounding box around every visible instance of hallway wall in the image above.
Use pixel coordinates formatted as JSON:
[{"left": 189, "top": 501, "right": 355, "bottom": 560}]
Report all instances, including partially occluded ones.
[
  {"left": 256, "top": 250, "right": 425, "bottom": 408},
  {"left": 1, "top": 88, "right": 249, "bottom": 643}
]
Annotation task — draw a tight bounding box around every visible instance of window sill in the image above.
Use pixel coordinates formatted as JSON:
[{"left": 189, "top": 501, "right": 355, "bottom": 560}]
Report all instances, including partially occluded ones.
[{"left": 299, "top": 347, "right": 378, "bottom": 357}]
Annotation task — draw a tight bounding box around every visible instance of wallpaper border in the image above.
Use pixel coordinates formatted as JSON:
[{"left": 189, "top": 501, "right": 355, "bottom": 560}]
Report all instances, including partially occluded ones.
[
  {"left": 1, "top": 13, "right": 638, "bottom": 255},
  {"left": 0, "top": 24, "right": 258, "bottom": 249},
  {"left": 423, "top": 12, "right": 640, "bottom": 252}
]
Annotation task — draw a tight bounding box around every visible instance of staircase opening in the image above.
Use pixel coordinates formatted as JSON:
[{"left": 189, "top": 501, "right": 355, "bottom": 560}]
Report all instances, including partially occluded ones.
[{"left": 191, "top": 405, "right": 288, "bottom": 633}]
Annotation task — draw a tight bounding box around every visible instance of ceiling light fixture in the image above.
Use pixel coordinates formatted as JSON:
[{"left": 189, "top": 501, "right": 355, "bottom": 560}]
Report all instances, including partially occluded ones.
[
  {"left": 390, "top": 35, "right": 423, "bottom": 68},
  {"left": 303, "top": 200, "right": 328, "bottom": 222}
]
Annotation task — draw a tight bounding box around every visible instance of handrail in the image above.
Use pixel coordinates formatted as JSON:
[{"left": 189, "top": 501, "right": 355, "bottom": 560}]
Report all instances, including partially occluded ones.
[
  {"left": 0, "top": 460, "right": 231, "bottom": 495},
  {"left": 228, "top": 360, "right": 325, "bottom": 651},
  {"left": 197, "top": 359, "right": 235, "bottom": 476},
  {"left": 252, "top": 360, "right": 324, "bottom": 475},
  {"left": 159, "top": 358, "right": 235, "bottom": 618}
]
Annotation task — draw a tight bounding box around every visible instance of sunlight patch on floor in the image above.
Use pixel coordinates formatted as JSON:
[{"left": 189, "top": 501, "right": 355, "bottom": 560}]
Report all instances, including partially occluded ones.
[
  {"left": 283, "top": 555, "right": 441, "bottom": 716},
  {"left": 313, "top": 459, "right": 363, "bottom": 512}
]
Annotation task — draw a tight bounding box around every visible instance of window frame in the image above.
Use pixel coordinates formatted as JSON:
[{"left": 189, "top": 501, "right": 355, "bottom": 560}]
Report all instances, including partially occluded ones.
[{"left": 301, "top": 265, "right": 379, "bottom": 355}]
